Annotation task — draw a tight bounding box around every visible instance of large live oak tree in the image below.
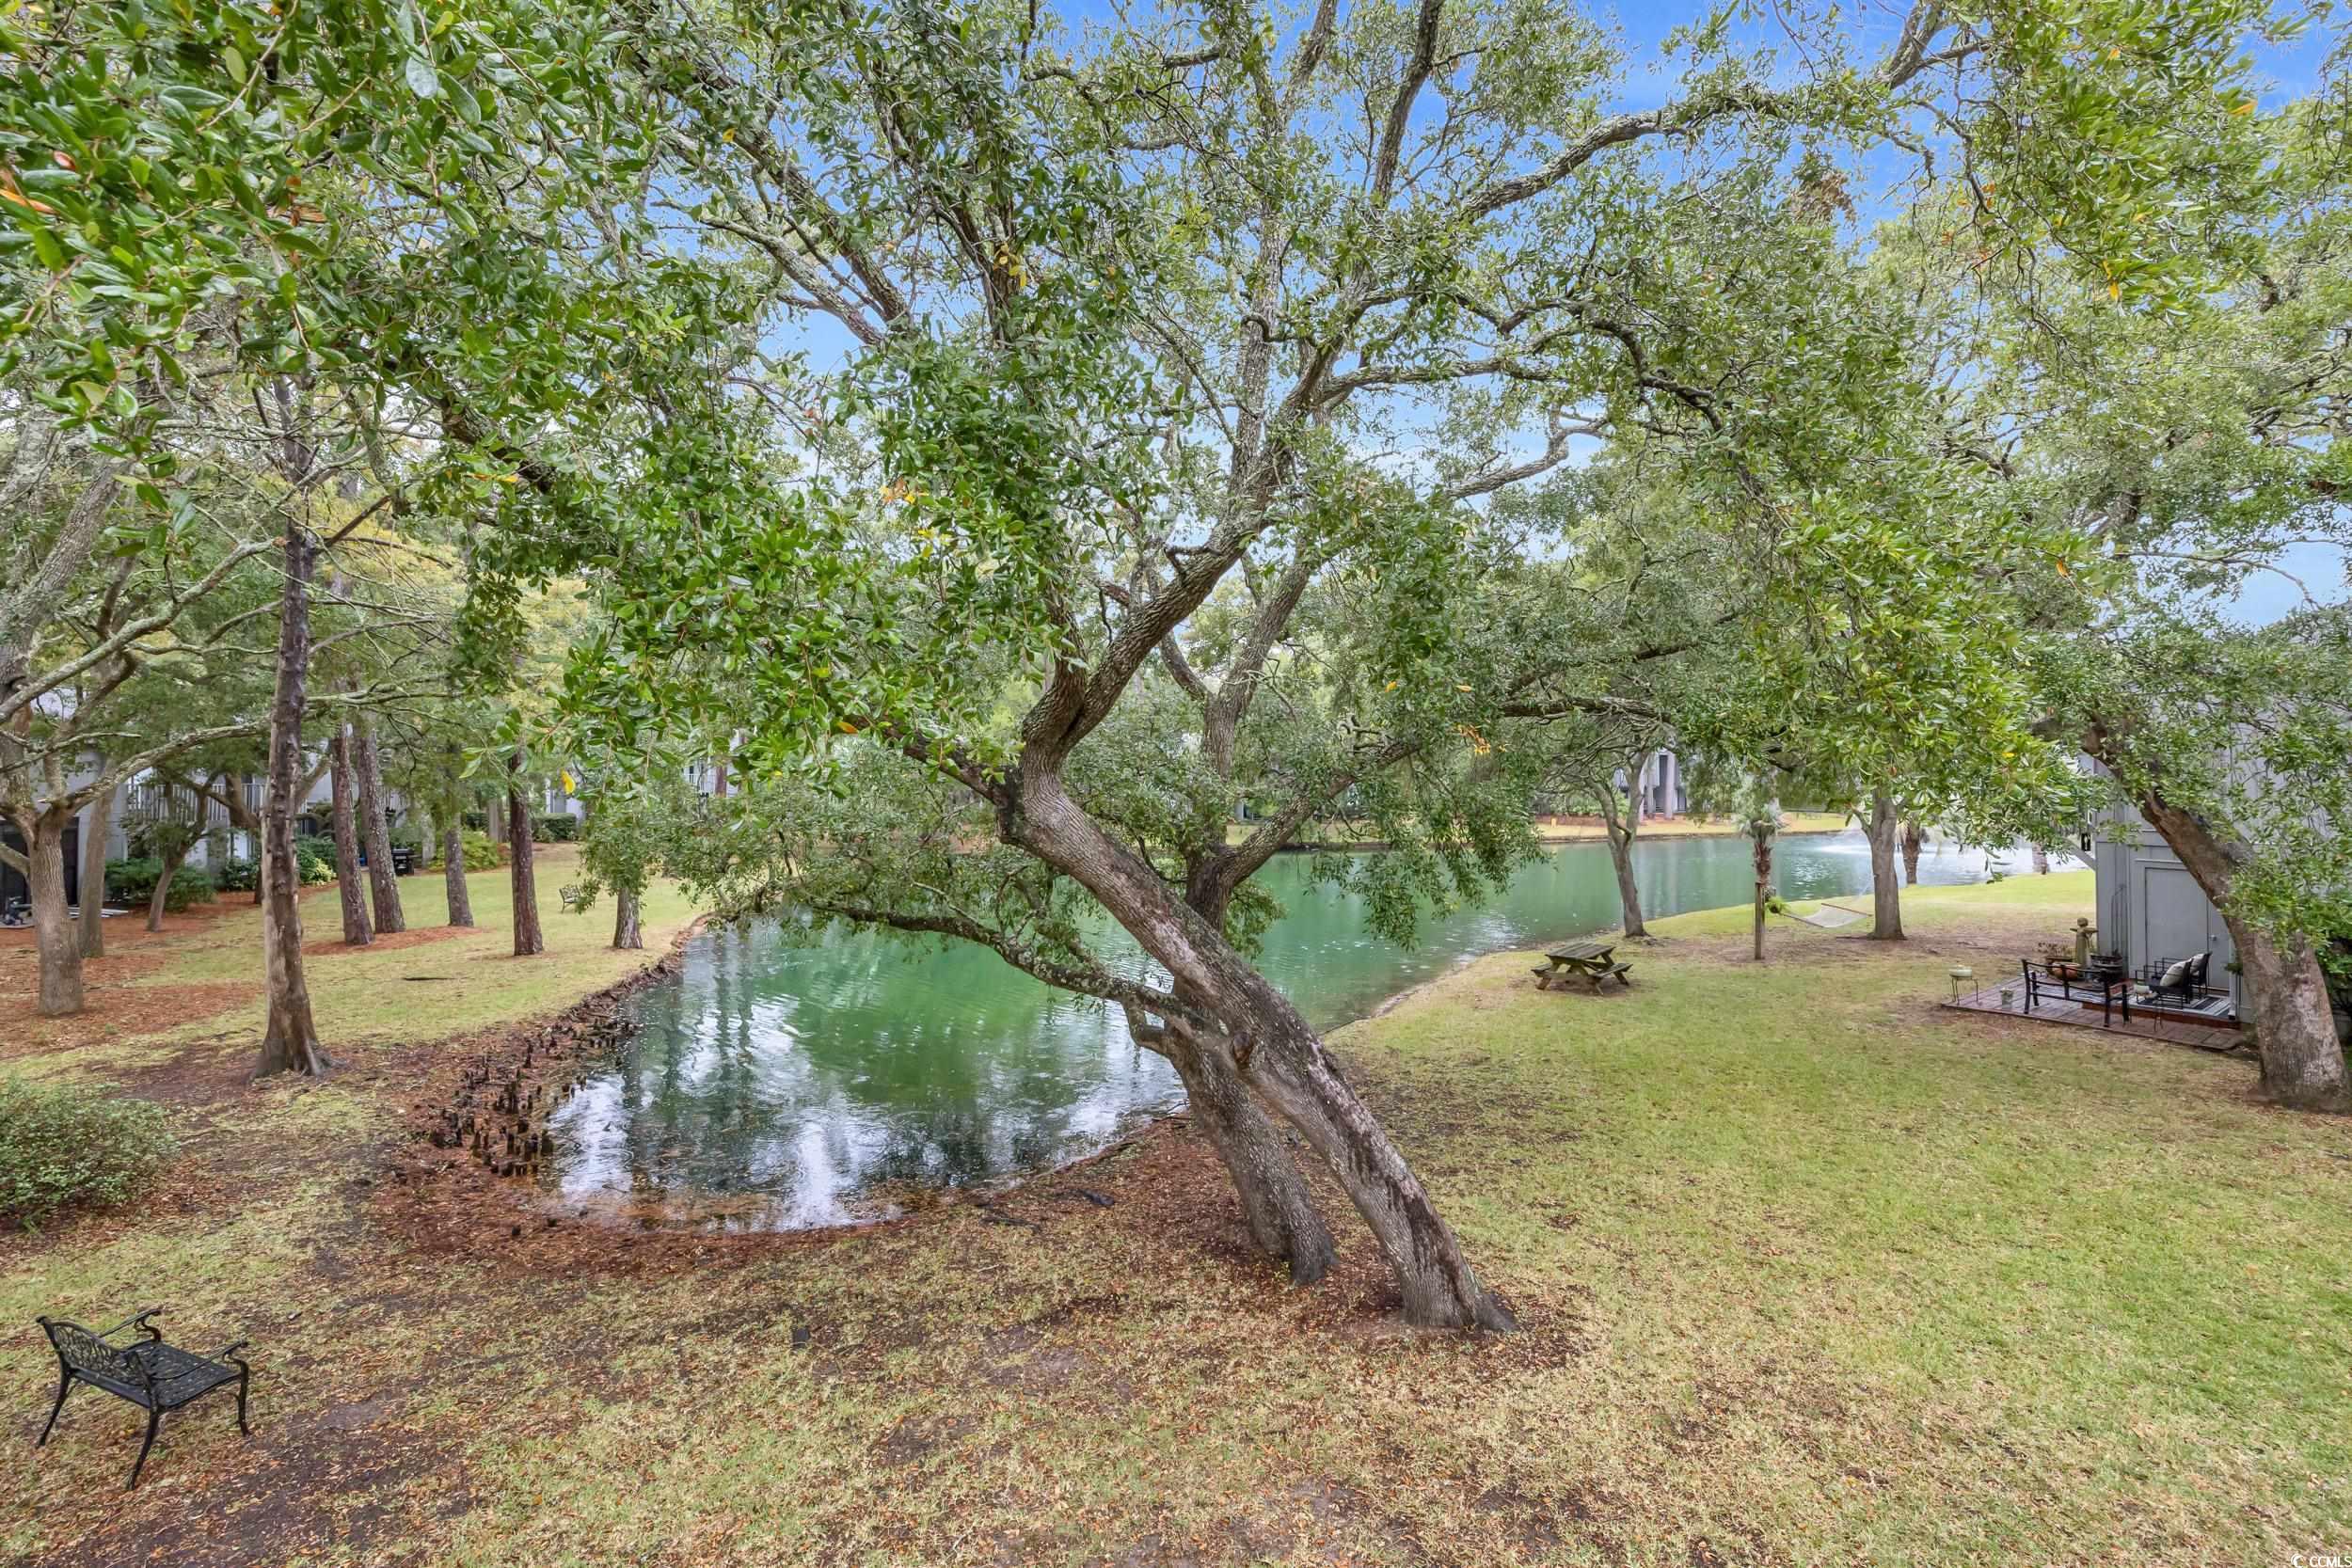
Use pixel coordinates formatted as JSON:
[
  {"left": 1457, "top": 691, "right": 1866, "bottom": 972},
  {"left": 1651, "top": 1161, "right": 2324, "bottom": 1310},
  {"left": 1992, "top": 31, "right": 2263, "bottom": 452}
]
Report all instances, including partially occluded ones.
[{"left": 410, "top": 0, "right": 2290, "bottom": 1324}]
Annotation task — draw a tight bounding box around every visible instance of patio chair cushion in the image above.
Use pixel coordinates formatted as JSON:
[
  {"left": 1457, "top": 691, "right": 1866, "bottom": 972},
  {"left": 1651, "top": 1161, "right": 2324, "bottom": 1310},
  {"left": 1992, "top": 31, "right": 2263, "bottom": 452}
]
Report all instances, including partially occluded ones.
[
  {"left": 2188, "top": 952, "right": 2211, "bottom": 989},
  {"left": 2156, "top": 957, "right": 2193, "bottom": 991}
]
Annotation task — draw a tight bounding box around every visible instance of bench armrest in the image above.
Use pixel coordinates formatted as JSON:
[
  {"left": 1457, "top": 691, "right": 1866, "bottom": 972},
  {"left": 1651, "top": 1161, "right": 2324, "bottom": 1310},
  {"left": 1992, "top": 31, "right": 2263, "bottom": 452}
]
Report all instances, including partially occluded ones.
[
  {"left": 215, "top": 1339, "right": 250, "bottom": 1366},
  {"left": 94, "top": 1306, "right": 165, "bottom": 1342}
]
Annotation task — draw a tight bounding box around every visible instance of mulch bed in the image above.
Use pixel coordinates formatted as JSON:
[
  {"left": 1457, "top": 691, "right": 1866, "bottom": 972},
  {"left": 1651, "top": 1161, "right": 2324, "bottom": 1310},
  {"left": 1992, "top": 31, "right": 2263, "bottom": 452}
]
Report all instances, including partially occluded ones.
[{"left": 301, "top": 925, "right": 470, "bottom": 958}]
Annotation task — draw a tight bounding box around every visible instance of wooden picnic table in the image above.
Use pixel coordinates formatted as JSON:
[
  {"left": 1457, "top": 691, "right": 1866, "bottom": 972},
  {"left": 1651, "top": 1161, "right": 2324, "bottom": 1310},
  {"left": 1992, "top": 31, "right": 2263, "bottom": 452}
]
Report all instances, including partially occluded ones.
[{"left": 1532, "top": 940, "right": 1633, "bottom": 992}]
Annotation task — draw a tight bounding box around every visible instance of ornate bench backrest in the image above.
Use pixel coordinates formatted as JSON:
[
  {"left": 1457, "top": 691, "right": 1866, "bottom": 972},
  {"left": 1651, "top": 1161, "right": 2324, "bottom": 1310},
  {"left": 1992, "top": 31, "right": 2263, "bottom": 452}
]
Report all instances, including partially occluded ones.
[{"left": 40, "top": 1319, "right": 153, "bottom": 1394}]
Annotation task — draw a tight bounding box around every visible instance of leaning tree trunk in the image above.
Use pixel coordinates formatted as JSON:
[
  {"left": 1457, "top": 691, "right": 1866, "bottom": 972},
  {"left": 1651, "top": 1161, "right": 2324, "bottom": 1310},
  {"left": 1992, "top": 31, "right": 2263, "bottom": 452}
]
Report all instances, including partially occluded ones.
[
  {"left": 442, "top": 817, "right": 474, "bottom": 927},
  {"left": 1901, "top": 821, "right": 1925, "bottom": 885},
  {"left": 1749, "top": 820, "right": 1774, "bottom": 963},
  {"left": 1157, "top": 1015, "right": 1336, "bottom": 1284},
  {"left": 508, "top": 749, "right": 543, "bottom": 957},
  {"left": 1597, "top": 777, "right": 1646, "bottom": 940},
  {"left": 612, "top": 885, "right": 643, "bottom": 950},
  {"left": 1866, "top": 786, "right": 1904, "bottom": 942},
  {"left": 257, "top": 529, "right": 328, "bottom": 1078},
  {"left": 2133, "top": 790, "right": 2348, "bottom": 1112},
  {"left": 328, "top": 723, "right": 372, "bottom": 946},
  {"left": 353, "top": 719, "right": 405, "bottom": 933},
  {"left": 146, "top": 841, "right": 190, "bottom": 932},
  {"left": 77, "top": 780, "right": 112, "bottom": 958},
  {"left": 1018, "top": 772, "right": 1511, "bottom": 1330},
  {"left": 23, "top": 810, "right": 82, "bottom": 1016}
]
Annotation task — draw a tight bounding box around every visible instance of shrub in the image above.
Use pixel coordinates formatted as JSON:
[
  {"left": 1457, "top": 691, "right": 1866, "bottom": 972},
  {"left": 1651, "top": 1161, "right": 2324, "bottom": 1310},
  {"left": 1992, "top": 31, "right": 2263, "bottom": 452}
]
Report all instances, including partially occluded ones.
[
  {"left": 288, "top": 833, "right": 338, "bottom": 885},
  {"left": 204, "top": 851, "right": 334, "bottom": 890},
  {"left": 0, "top": 1079, "right": 176, "bottom": 1229},
  {"left": 460, "top": 831, "right": 501, "bottom": 871},
  {"left": 533, "top": 814, "right": 580, "bottom": 843},
  {"left": 103, "top": 858, "right": 216, "bottom": 912}
]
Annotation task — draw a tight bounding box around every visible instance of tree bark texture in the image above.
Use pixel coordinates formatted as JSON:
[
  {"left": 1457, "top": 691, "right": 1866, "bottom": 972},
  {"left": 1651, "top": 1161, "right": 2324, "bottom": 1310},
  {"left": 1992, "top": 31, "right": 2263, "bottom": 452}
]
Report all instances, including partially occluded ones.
[
  {"left": 329, "top": 723, "right": 372, "bottom": 946},
  {"left": 1160, "top": 1022, "right": 1336, "bottom": 1283},
  {"left": 146, "top": 841, "right": 189, "bottom": 933},
  {"left": 612, "top": 886, "right": 643, "bottom": 950},
  {"left": 24, "top": 810, "right": 82, "bottom": 1015},
  {"left": 508, "top": 750, "right": 543, "bottom": 957},
  {"left": 1597, "top": 759, "right": 1647, "bottom": 940},
  {"left": 1013, "top": 771, "right": 1512, "bottom": 1330},
  {"left": 442, "top": 817, "right": 474, "bottom": 927},
  {"left": 257, "top": 529, "right": 329, "bottom": 1078},
  {"left": 2133, "top": 790, "right": 2348, "bottom": 1111},
  {"left": 77, "top": 780, "right": 111, "bottom": 958},
  {"left": 1750, "top": 822, "right": 1773, "bottom": 963},
  {"left": 1901, "top": 821, "right": 1925, "bottom": 885},
  {"left": 353, "top": 720, "right": 405, "bottom": 933},
  {"left": 1867, "top": 787, "right": 1904, "bottom": 942}
]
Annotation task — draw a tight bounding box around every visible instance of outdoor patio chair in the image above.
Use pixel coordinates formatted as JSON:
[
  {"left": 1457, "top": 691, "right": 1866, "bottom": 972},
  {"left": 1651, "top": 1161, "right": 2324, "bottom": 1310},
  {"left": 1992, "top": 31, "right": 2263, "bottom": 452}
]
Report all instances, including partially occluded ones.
[{"left": 2139, "top": 950, "right": 2211, "bottom": 1006}]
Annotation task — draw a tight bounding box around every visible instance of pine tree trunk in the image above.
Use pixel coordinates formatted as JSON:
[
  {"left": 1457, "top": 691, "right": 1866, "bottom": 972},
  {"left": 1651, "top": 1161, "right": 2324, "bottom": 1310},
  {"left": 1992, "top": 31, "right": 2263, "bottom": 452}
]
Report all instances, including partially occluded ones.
[
  {"left": 1901, "top": 821, "right": 1924, "bottom": 885},
  {"left": 1016, "top": 771, "right": 1509, "bottom": 1330},
  {"left": 257, "top": 528, "right": 328, "bottom": 1078},
  {"left": 2131, "top": 789, "right": 2348, "bottom": 1112},
  {"left": 24, "top": 810, "right": 83, "bottom": 1016},
  {"left": 508, "top": 750, "right": 543, "bottom": 957},
  {"left": 442, "top": 818, "right": 474, "bottom": 927},
  {"left": 1867, "top": 787, "right": 1904, "bottom": 942},
  {"left": 612, "top": 885, "right": 643, "bottom": 950},
  {"left": 354, "top": 720, "right": 405, "bottom": 933},
  {"left": 77, "top": 783, "right": 112, "bottom": 958},
  {"left": 146, "top": 842, "right": 188, "bottom": 933},
  {"left": 328, "top": 723, "right": 372, "bottom": 945}
]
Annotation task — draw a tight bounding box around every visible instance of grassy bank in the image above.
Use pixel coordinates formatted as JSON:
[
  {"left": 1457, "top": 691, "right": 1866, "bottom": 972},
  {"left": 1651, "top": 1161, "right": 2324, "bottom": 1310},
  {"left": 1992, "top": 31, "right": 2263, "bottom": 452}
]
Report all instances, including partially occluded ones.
[{"left": 4, "top": 869, "right": 2345, "bottom": 1566}]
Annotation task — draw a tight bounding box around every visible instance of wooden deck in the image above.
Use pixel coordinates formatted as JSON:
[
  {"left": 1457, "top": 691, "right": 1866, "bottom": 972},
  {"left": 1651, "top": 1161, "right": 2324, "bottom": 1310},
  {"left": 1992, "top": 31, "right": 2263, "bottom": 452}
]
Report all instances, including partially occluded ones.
[{"left": 1944, "top": 979, "right": 2244, "bottom": 1053}]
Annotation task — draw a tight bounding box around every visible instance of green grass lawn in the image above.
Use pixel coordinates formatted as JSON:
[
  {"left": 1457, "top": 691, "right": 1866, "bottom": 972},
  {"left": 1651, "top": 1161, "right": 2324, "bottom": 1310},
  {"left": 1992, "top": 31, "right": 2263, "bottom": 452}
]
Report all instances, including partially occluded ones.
[
  {"left": 0, "top": 847, "right": 702, "bottom": 1080},
  {"left": 3, "top": 869, "right": 2346, "bottom": 1566}
]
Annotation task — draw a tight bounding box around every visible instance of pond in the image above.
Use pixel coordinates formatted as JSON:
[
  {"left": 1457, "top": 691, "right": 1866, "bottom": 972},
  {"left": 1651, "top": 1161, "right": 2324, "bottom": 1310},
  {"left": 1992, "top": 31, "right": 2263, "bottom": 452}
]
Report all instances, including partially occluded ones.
[{"left": 545, "top": 829, "right": 2061, "bottom": 1229}]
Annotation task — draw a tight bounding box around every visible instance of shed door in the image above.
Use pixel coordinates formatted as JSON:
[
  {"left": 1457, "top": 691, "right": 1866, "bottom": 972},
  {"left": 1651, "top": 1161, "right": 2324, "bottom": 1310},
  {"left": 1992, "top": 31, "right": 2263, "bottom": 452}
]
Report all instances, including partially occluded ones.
[{"left": 2139, "top": 863, "right": 2236, "bottom": 993}]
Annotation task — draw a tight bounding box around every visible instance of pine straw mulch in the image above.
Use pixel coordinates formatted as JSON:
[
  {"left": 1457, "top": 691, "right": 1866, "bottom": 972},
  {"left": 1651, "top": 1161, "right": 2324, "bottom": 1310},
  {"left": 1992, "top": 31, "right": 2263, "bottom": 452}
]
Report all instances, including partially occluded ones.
[{"left": 301, "top": 925, "right": 473, "bottom": 958}]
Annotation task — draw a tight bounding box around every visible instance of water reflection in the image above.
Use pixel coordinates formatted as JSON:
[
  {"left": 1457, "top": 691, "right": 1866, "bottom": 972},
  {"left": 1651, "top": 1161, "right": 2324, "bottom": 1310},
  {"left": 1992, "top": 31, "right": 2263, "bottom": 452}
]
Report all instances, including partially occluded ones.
[{"left": 547, "top": 831, "right": 2069, "bottom": 1228}]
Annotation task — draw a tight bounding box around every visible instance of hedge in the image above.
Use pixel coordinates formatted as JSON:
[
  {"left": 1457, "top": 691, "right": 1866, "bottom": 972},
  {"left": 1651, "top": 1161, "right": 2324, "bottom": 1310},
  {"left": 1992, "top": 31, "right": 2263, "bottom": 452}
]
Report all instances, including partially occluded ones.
[{"left": 103, "top": 858, "right": 216, "bottom": 912}]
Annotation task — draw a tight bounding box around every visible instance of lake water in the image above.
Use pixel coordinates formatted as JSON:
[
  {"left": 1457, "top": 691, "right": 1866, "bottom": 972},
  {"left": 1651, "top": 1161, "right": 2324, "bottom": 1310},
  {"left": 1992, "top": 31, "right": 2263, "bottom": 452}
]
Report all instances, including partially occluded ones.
[{"left": 546, "top": 830, "right": 2061, "bottom": 1228}]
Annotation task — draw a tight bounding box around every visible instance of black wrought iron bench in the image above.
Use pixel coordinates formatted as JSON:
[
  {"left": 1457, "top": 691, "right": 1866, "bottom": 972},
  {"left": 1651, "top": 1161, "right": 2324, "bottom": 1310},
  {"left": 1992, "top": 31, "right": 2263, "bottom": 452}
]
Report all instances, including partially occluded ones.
[{"left": 35, "top": 1307, "right": 250, "bottom": 1488}]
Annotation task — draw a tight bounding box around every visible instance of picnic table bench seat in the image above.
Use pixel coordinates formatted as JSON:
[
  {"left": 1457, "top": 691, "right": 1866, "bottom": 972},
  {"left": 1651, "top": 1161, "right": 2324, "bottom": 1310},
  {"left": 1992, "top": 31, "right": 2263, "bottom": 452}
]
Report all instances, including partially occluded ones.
[{"left": 35, "top": 1307, "right": 250, "bottom": 1488}]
